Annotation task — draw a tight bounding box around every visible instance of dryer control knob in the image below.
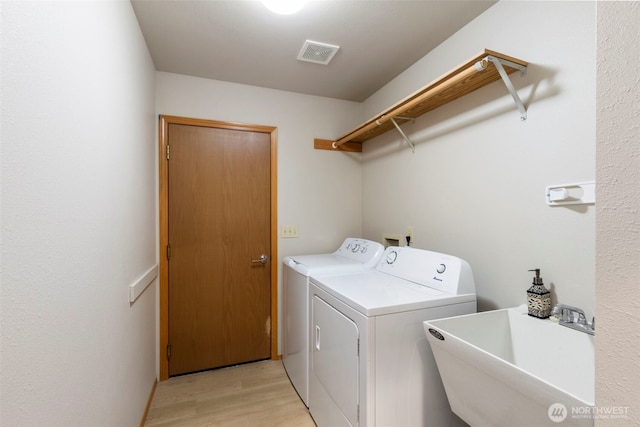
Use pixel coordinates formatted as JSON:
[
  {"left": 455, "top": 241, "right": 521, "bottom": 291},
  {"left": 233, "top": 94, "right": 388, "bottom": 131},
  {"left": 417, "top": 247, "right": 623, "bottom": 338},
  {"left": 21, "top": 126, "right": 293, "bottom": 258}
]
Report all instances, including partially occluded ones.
[{"left": 436, "top": 264, "right": 446, "bottom": 274}]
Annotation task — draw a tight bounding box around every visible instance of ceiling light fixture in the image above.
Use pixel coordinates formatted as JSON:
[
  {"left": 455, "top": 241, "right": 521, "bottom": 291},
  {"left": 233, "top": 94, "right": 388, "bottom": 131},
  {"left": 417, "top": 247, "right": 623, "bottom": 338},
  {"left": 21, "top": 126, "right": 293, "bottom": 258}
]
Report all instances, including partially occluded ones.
[{"left": 261, "top": 0, "right": 305, "bottom": 15}]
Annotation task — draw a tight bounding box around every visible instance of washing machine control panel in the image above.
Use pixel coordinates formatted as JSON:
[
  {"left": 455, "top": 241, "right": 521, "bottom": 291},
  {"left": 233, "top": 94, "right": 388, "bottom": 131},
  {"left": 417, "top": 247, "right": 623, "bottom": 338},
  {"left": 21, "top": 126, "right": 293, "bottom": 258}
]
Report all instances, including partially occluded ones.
[
  {"left": 346, "top": 242, "right": 366, "bottom": 253},
  {"left": 334, "top": 238, "right": 385, "bottom": 267}
]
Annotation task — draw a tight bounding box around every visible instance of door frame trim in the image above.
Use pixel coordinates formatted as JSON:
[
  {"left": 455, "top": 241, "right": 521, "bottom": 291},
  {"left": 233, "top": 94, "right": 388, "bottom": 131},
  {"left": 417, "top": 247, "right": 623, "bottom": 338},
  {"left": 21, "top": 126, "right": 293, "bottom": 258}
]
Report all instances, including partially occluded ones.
[{"left": 158, "top": 115, "right": 278, "bottom": 381}]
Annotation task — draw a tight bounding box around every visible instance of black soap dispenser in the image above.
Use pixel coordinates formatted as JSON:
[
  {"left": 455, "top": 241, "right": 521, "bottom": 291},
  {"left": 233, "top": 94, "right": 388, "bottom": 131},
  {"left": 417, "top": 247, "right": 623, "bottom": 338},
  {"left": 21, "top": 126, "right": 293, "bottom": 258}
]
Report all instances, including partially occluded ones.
[{"left": 527, "top": 268, "right": 551, "bottom": 319}]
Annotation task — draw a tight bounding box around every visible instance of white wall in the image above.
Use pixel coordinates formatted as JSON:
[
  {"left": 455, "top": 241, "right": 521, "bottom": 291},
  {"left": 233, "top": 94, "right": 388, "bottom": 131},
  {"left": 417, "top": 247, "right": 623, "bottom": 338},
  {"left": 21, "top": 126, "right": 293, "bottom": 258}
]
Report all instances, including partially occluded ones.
[
  {"left": 359, "top": 1, "right": 596, "bottom": 318},
  {"left": 596, "top": 2, "right": 640, "bottom": 423},
  {"left": 0, "top": 2, "right": 157, "bottom": 426},
  {"left": 156, "top": 72, "right": 364, "bottom": 353},
  {"left": 1, "top": 1, "right": 635, "bottom": 424}
]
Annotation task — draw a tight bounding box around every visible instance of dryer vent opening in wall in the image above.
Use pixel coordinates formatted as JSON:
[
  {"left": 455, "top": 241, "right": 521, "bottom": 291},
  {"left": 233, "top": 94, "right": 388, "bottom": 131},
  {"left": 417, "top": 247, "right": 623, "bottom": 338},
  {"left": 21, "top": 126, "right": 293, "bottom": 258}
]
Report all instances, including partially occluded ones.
[
  {"left": 297, "top": 40, "right": 340, "bottom": 65},
  {"left": 382, "top": 233, "right": 404, "bottom": 248}
]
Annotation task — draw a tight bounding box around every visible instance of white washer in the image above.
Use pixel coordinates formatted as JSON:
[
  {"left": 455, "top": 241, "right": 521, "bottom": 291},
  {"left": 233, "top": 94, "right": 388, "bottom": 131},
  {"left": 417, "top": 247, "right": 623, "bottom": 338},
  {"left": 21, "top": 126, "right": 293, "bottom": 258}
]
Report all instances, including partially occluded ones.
[
  {"left": 282, "top": 238, "right": 384, "bottom": 407},
  {"left": 309, "top": 246, "right": 476, "bottom": 427}
]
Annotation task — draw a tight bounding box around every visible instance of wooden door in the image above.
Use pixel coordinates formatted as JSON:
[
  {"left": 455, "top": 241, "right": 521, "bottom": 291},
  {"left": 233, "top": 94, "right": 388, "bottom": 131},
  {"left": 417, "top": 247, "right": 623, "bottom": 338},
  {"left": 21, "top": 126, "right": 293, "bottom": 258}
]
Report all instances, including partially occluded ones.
[{"left": 160, "top": 117, "right": 277, "bottom": 378}]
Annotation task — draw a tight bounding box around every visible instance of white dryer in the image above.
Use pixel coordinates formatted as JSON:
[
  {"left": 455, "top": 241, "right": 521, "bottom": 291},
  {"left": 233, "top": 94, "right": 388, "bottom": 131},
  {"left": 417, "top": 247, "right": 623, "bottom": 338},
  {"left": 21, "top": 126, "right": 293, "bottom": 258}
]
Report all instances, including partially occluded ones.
[
  {"left": 309, "top": 246, "right": 476, "bottom": 427},
  {"left": 282, "top": 238, "right": 384, "bottom": 407}
]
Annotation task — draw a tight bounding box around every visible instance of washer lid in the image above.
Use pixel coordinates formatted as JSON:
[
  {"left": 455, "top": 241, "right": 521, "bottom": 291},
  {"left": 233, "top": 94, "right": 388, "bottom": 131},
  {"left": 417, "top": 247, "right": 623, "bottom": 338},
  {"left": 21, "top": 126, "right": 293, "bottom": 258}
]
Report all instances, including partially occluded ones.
[
  {"left": 311, "top": 270, "right": 476, "bottom": 317},
  {"left": 284, "top": 254, "right": 369, "bottom": 276}
]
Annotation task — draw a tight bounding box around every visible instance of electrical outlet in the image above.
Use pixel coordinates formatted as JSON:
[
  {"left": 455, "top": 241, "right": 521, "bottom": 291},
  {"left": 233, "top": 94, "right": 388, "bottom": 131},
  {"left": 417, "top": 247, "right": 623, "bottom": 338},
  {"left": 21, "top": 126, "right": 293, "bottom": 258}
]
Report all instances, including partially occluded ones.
[
  {"left": 282, "top": 225, "right": 299, "bottom": 238},
  {"left": 406, "top": 226, "right": 414, "bottom": 246}
]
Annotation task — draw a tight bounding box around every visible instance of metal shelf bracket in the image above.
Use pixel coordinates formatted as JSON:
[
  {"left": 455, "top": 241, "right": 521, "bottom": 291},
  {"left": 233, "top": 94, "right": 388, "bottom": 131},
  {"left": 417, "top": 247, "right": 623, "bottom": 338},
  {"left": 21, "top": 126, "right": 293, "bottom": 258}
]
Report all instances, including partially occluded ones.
[
  {"left": 390, "top": 117, "right": 415, "bottom": 153},
  {"left": 479, "top": 55, "right": 528, "bottom": 121}
]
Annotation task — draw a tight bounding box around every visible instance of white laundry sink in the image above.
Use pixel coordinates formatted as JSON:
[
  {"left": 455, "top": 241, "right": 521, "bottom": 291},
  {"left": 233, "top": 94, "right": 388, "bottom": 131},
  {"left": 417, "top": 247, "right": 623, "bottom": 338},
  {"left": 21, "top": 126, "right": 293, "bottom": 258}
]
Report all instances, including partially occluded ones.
[{"left": 423, "top": 306, "right": 595, "bottom": 427}]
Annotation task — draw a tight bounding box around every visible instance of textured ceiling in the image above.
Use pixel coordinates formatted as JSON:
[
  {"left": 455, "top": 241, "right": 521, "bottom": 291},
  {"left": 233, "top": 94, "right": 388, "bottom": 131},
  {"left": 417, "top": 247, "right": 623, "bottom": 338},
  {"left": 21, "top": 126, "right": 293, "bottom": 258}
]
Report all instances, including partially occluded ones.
[{"left": 132, "top": 0, "right": 496, "bottom": 102}]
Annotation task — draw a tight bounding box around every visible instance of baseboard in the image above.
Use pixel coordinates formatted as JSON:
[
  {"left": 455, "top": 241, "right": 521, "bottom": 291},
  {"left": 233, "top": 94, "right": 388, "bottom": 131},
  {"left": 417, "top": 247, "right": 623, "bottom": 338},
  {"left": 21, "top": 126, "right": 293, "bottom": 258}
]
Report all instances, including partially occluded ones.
[{"left": 140, "top": 378, "right": 158, "bottom": 427}]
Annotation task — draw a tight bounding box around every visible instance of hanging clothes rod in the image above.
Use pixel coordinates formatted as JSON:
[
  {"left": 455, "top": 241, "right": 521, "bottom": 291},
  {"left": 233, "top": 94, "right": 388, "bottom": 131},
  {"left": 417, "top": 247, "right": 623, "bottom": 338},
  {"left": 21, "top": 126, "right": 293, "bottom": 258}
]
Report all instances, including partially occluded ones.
[{"left": 328, "top": 50, "right": 528, "bottom": 151}]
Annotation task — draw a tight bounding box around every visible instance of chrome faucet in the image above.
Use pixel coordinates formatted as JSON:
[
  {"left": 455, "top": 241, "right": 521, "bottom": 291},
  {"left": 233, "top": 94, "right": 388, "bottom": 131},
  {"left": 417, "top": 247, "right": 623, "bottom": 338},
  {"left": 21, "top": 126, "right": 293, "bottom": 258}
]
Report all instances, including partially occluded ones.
[{"left": 551, "top": 304, "right": 595, "bottom": 335}]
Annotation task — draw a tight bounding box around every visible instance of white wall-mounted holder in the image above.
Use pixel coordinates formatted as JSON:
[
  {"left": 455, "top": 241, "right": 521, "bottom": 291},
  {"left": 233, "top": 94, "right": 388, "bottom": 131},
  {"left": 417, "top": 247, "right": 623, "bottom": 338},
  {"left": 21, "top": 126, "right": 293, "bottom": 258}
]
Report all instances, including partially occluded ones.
[
  {"left": 129, "top": 264, "right": 158, "bottom": 303},
  {"left": 545, "top": 181, "right": 595, "bottom": 206}
]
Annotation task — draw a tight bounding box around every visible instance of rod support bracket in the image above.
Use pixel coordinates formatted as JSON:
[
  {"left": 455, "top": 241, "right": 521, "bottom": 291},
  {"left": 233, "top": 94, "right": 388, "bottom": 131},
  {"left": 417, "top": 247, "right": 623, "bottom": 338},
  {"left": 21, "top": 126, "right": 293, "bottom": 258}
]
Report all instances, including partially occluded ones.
[
  {"left": 390, "top": 117, "right": 415, "bottom": 153},
  {"left": 482, "top": 55, "right": 528, "bottom": 121}
]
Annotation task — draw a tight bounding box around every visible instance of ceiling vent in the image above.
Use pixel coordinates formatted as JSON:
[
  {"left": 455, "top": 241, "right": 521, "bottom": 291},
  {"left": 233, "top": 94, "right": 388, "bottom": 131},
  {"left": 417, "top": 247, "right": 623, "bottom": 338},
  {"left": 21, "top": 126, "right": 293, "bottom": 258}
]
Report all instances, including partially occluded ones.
[{"left": 297, "top": 40, "right": 340, "bottom": 65}]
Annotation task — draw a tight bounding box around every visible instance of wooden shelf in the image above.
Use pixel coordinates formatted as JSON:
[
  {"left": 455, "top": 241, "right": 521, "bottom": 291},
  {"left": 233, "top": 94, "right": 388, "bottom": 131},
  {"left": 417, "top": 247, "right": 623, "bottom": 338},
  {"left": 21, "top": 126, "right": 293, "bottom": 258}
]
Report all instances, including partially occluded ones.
[{"left": 315, "top": 49, "right": 528, "bottom": 152}]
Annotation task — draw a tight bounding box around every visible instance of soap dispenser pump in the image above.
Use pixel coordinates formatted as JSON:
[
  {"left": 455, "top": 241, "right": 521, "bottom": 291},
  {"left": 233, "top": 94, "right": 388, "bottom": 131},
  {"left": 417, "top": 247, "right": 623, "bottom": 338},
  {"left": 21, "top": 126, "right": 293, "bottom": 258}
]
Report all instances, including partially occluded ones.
[{"left": 527, "top": 268, "right": 551, "bottom": 319}]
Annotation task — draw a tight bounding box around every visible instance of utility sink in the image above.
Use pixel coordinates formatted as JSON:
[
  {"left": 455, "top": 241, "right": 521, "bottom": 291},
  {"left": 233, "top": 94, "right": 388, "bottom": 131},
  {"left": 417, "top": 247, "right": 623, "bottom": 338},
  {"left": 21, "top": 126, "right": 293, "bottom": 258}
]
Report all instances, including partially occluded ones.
[{"left": 423, "top": 306, "right": 595, "bottom": 427}]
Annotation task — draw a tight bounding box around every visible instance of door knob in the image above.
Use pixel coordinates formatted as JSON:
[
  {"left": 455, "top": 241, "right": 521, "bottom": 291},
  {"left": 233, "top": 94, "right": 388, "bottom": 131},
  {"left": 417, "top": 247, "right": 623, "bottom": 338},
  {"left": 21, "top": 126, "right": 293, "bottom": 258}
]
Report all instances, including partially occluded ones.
[{"left": 251, "top": 254, "right": 268, "bottom": 264}]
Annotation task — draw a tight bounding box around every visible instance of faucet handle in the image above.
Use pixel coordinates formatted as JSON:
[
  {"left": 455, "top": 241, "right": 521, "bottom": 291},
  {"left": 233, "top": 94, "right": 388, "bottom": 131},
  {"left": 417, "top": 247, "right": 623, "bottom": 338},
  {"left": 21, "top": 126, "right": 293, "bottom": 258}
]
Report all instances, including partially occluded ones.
[
  {"left": 552, "top": 304, "right": 587, "bottom": 323},
  {"left": 576, "top": 311, "right": 588, "bottom": 325},
  {"left": 551, "top": 304, "right": 569, "bottom": 320}
]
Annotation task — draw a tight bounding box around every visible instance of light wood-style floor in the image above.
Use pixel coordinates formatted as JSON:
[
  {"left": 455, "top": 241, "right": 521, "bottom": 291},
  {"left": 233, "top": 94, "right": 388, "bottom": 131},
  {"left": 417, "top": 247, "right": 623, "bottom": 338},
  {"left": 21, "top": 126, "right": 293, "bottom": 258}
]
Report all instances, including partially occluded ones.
[{"left": 144, "top": 360, "right": 316, "bottom": 426}]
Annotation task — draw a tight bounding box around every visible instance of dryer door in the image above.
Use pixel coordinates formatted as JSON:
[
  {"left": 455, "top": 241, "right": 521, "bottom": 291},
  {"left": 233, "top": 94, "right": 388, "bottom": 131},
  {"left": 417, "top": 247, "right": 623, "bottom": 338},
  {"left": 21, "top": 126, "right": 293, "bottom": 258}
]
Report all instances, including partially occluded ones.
[{"left": 310, "top": 295, "right": 359, "bottom": 427}]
